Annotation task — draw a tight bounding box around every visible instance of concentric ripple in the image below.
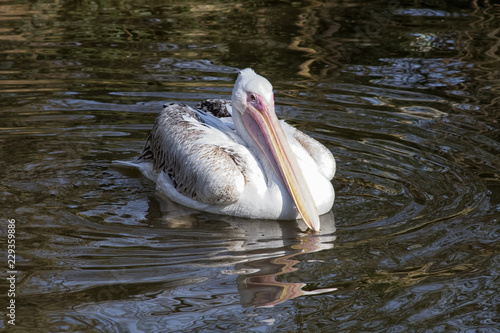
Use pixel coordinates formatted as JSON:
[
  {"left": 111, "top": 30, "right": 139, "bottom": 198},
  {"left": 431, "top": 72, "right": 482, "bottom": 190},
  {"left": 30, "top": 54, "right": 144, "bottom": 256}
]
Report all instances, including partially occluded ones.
[{"left": 278, "top": 79, "right": 494, "bottom": 244}]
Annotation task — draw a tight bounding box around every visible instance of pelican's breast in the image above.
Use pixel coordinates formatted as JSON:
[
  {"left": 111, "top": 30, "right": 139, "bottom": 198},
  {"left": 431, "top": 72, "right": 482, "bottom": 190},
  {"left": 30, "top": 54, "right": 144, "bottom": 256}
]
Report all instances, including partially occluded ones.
[{"left": 281, "top": 121, "right": 336, "bottom": 215}]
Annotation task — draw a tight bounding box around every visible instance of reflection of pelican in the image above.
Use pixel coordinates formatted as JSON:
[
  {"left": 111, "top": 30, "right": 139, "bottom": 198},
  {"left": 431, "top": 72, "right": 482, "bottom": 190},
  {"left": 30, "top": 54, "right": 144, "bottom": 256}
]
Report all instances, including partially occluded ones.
[
  {"left": 127, "top": 68, "right": 335, "bottom": 231},
  {"left": 234, "top": 212, "right": 338, "bottom": 307},
  {"left": 145, "top": 199, "right": 338, "bottom": 307}
]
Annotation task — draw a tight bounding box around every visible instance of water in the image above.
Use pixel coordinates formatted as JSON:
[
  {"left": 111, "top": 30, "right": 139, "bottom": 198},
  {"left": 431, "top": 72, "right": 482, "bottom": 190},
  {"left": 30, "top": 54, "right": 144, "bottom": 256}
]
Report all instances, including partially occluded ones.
[{"left": 1, "top": 0, "right": 499, "bottom": 331}]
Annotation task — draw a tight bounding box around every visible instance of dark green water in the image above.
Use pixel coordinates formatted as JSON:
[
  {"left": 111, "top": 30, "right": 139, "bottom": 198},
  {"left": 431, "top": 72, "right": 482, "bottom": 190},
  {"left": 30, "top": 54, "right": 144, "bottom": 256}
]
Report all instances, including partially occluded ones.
[{"left": 1, "top": 0, "right": 499, "bottom": 331}]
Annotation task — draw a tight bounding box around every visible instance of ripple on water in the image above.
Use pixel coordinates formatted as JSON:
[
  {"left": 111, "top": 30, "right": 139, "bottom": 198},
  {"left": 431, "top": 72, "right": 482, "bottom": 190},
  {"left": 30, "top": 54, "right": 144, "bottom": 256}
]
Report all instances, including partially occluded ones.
[{"left": 296, "top": 82, "right": 492, "bottom": 245}]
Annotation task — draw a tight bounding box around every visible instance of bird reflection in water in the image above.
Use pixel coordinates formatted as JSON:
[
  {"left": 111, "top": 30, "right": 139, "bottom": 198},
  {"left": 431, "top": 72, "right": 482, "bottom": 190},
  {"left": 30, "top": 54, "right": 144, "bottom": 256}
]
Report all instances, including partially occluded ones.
[
  {"left": 235, "top": 223, "right": 338, "bottom": 307},
  {"left": 146, "top": 196, "right": 338, "bottom": 308}
]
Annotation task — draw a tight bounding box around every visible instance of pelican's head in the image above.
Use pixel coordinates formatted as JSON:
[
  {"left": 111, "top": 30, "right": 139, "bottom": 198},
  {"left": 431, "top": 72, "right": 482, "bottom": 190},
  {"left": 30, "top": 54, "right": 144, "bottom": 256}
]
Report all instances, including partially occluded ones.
[
  {"left": 232, "top": 68, "right": 274, "bottom": 117},
  {"left": 231, "top": 68, "right": 321, "bottom": 231}
]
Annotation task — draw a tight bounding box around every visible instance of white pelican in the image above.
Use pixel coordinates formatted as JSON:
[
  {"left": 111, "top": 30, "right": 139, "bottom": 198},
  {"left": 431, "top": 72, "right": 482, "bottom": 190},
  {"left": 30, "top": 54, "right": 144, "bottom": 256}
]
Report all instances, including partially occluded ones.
[{"left": 131, "top": 68, "right": 335, "bottom": 231}]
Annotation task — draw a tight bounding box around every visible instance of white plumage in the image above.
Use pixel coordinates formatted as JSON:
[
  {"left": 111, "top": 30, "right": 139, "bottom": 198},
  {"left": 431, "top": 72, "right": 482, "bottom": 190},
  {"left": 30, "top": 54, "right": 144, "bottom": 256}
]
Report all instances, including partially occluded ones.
[{"left": 127, "top": 69, "right": 335, "bottom": 231}]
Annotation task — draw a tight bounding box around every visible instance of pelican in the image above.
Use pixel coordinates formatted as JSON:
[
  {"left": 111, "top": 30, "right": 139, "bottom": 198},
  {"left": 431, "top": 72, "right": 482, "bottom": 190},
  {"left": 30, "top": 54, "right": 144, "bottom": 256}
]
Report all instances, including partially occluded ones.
[{"left": 130, "top": 68, "right": 335, "bottom": 231}]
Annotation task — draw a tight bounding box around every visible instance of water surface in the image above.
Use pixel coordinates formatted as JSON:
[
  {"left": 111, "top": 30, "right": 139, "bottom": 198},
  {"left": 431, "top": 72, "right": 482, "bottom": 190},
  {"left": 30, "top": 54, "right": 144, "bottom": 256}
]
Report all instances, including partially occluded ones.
[{"left": 1, "top": 0, "right": 499, "bottom": 331}]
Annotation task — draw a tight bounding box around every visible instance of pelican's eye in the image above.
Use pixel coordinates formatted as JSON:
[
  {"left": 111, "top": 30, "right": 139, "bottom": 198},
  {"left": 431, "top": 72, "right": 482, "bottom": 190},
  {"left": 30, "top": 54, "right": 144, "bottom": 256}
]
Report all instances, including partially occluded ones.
[{"left": 250, "top": 94, "right": 256, "bottom": 102}]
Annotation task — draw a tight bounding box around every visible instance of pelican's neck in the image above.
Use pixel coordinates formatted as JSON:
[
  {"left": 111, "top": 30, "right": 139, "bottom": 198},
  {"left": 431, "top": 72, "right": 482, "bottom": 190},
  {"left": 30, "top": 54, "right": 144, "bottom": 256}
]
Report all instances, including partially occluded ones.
[{"left": 231, "top": 109, "right": 253, "bottom": 147}]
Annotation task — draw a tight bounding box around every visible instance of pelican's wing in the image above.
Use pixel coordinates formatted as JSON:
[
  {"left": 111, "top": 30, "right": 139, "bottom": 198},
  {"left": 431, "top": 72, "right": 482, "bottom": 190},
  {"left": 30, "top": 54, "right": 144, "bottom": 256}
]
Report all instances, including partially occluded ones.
[
  {"left": 139, "top": 103, "right": 247, "bottom": 205},
  {"left": 281, "top": 122, "right": 336, "bottom": 180}
]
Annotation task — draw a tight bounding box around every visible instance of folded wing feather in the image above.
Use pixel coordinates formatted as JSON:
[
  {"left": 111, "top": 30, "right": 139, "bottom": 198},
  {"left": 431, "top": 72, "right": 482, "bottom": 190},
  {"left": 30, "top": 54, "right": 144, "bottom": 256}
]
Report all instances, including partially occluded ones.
[{"left": 139, "top": 103, "right": 246, "bottom": 205}]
